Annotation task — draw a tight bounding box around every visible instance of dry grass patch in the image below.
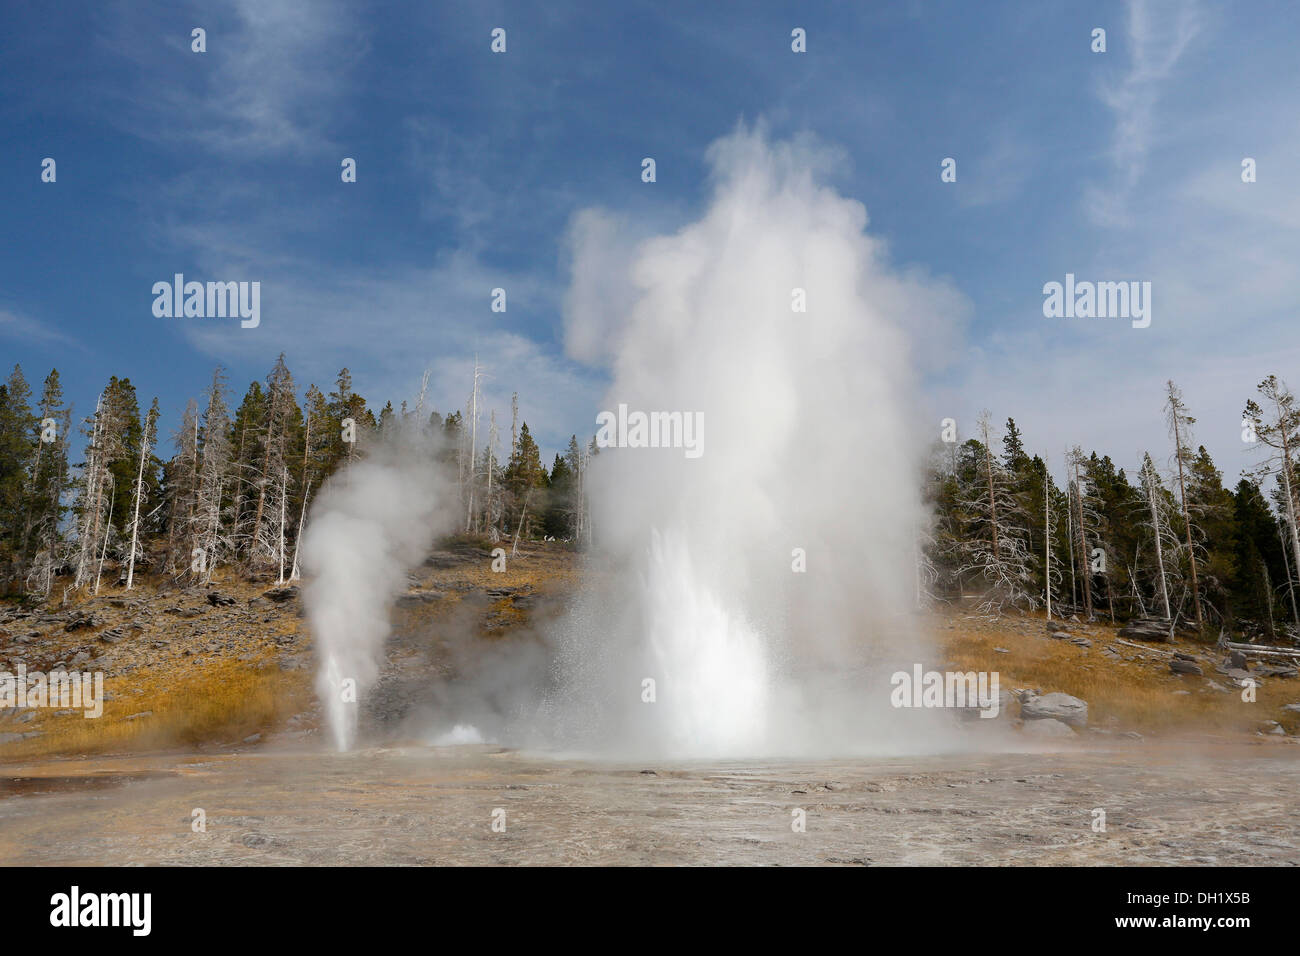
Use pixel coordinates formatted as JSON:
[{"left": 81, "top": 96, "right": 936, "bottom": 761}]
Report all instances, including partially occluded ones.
[
  {"left": 937, "top": 612, "right": 1300, "bottom": 737},
  {"left": 0, "top": 655, "right": 312, "bottom": 761}
]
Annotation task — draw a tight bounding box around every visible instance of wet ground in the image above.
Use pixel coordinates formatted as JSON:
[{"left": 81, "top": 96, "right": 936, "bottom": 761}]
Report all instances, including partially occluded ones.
[{"left": 1, "top": 741, "right": 1296, "bottom": 865}]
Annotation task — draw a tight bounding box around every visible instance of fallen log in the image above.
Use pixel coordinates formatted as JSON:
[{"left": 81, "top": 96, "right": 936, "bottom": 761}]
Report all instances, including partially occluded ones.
[{"left": 1218, "top": 640, "right": 1300, "bottom": 660}]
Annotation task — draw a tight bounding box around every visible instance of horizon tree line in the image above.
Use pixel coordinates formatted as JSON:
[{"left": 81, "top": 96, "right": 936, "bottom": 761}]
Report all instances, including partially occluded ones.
[
  {"left": 4, "top": 358, "right": 1300, "bottom": 641},
  {"left": 925, "top": 376, "right": 1300, "bottom": 640},
  {"left": 0, "top": 358, "right": 596, "bottom": 602}
]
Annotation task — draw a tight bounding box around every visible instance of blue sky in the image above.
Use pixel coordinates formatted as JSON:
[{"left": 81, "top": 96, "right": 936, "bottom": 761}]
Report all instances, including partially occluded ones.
[{"left": 3, "top": 0, "right": 1299, "bottom": 479}]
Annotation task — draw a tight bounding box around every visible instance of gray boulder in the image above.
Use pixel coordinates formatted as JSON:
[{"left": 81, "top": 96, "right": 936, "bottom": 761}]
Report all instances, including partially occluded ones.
[
  {"left": 1020, "top": 692, "right": 1088, "bottom": 728},
  {"left": 1022, "top": 718, "right": 1076, "bottom": 738}
]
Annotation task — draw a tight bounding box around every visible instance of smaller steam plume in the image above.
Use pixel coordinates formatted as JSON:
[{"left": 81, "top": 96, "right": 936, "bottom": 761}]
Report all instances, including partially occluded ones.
[{"left": 301, "top": 428, "right": 456, "bottom": 751}]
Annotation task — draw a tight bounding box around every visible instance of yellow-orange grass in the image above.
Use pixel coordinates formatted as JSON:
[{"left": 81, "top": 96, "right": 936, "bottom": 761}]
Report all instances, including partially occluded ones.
[
  {"left": 0, "top": 654, "right": 312, "bottom": 761},
  {"left": 939, "top": 614, "right": 1299, "bottom": 736}
]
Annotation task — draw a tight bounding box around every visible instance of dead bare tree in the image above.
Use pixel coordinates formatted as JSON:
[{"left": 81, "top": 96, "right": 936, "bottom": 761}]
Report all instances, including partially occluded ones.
[
  {"left": 1245, "top": 375, "right": 1300, "bottom": 626},
  {"left": 195, "top": 369, "right": 232, "bottom": 584},
  {"left": 1165, "top": 380, "right": 1203, "bottom": 628},
  {"left": 1138, "top": 451, "right": 1173, "bottom": 620},
  {"left": 125, "top": 399, "right": 159, "bottom": 589},
  {"left": 1066, "top": 445, "right": 1099, "bottom": 619},
  {"left": 956, "top": 413, "right": 1038, "bottom": 615}
]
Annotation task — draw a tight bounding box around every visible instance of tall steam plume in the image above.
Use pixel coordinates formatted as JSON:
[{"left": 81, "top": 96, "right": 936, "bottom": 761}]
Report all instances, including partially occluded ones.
[
  {"left": 541, "top": 123, "right": 963, "bottom": 758},
  {"left": 302, "top": 437, "right": 455, "bottom": 750}
]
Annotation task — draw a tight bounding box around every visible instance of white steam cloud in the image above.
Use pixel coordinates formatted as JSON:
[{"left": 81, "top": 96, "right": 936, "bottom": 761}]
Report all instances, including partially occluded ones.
[
  {"left": 301, "top": 438, "right": 456, "bottom": 751},
  {"left": 540, "top": 123, "right": 962, "bottom": 758},
  {"left": 301, "top": 124, "right": 966, "bottom": 760}
]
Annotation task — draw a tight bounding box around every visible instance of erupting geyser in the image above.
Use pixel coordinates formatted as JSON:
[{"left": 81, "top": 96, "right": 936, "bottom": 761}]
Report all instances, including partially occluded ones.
[
  {"left": 541, "top": 122, "right": 963, "bottom": 758},
  {"left": 303, "top": 124, "right": 962, "bottom": 758},
  {"left": 302, "top": 441, "right": 455, "bottom": 751}
]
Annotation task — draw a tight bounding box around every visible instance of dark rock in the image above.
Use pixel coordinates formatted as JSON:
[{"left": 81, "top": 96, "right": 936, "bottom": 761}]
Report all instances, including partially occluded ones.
[
  {"left": 1257, "top": 665, "right": 1298, "bottom": 679},
  {"left": 395, "top": 590, "right": 444, "bottom": 607},
  {"left": 263, "top": 586, "right": 299, "bottom": 603},
  {"left": 1118, "top": 618, "right": 1174, "bottom": 643},
  {"left": 1170, "top": 659, "right": 1203, "bottom": 676},
  {"left": 207, "top": 591, "right": 237, "bottom": 607}
]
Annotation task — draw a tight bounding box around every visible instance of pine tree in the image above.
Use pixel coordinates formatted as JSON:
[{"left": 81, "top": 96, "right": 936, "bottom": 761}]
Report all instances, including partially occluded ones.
[
  {"left": 954, "top": 413, "right": 1037, "bottom": 614},
  {"left": 0, "top": 366, "right": 36, "bottom": 587},
  {"left": 1184, "top": 446, "right": 1236, "bottom": 624},
  {"left": 505, "top": 422, "right": 546, "bottom": 539},
  {"left": 250, "top": 355, "right": 300, "bottom": 566},
  {"left": 103, "top": 378, "right": 145, "bottom": 540},
  {"left": 229, "top": 379, "right": 268, "bottom": 557},
  {"left": 544, "top": 452, "right": 575, "bottom": 537},
  {"left": 1231, "top": 478, "right": 1285, "bottom": 631},
  {"left": 1244, "top": 375, "right": 1300, "bottom": 629},
  {"left": 327, "top": 368, "right": 373, "bottom": 475},
  {"left": 21, "top": 369, "right": 70, "bottom": 596}
]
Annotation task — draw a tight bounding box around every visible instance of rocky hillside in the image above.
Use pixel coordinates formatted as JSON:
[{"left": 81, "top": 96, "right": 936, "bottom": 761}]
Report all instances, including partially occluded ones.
[{"left": 2, "top": 541, "right": 1298, "bottom": 759}]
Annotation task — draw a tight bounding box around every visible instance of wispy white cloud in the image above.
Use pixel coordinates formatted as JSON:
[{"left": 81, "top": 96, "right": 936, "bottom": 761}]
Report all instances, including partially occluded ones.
[
  {"left": 99, "top": 0, "right": 363, "bottom": 157},
  {"left": 0, "top": 307, "right": 81, "bottom": 349},
  {"left": 1085, "top": 0, "right": 1203, "bottom": 227},
  {"left": 159, "top": 222, "right": 601, "bottom": 461}
]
